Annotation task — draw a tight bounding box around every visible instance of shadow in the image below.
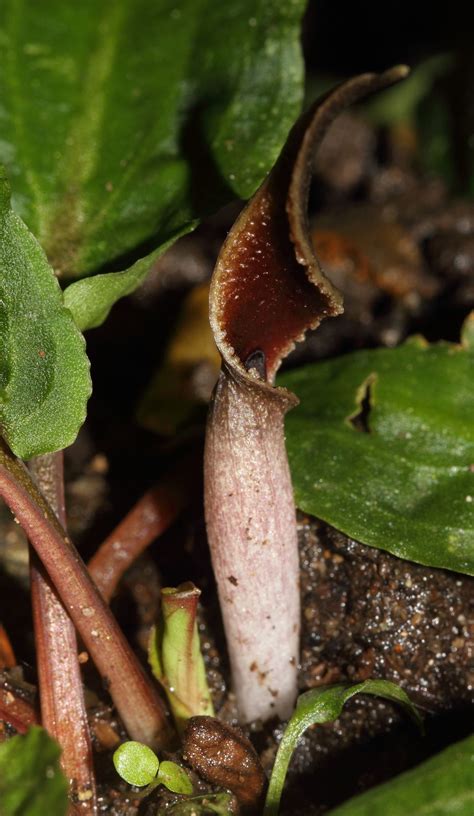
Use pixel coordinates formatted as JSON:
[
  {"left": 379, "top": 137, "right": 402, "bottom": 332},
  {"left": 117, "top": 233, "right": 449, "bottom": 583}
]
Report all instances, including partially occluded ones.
[
  {"left": 179, "top": 101, "right": 237, "bottom": 217},
  {"left": 281, "top": 706, "right": 474, "bottom": 815}
]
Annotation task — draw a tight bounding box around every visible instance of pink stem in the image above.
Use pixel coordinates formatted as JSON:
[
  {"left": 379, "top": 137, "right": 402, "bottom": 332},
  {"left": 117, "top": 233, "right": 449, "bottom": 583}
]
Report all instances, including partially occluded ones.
[
  {"left": 0, "top": 685, "right": 37, "bottom": 734},
  {"left": 205, "top": 371, "right": 299, "bottom": 722},
  {"left": 88, "top": 462, "right": 191, "bottom": 602},
  {"left": 0, "top": 440, "right": 171, "bottom": 749},
  {"left": 29, "top": 453, "right": 97, "bottom": 813}
]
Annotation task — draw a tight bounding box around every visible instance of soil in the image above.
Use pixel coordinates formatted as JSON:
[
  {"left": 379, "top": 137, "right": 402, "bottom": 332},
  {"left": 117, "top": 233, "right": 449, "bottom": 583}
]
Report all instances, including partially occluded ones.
[
  {"left": 284, "top": 519, "right": 474, "bottom": 814},
  {"left": 0, "top": 110, "right": 473, "bottom": 814}
]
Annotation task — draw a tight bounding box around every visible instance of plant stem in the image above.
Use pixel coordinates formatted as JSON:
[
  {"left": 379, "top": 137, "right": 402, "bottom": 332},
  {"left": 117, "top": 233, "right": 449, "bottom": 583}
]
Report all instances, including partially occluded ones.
[
  {"left": 0, "top": 439, "right": 172, "bottom": 749},
  {"left": 0, "top": 683, "right": 37, "bottom": 734},
  {"left": 149, "top": 583, "right": 214, "bottom": 734},
  {"left": 0, "top": 624, "right": 16, "bottom": 669},
  {"left": 88, "top": 459, "right": 192, "bottom": 602},
  {"left": 205, "top": 370, "right": 299, "bottom": 722},
  {"left": 29, "top": 453, "right": 97, "bottom": 813}
]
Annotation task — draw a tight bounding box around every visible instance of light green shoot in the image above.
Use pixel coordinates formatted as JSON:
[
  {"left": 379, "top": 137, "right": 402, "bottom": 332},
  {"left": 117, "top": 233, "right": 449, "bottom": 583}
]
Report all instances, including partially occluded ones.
[
  {"left": 264, "top": 680, "right": 422, "bottom": 816},
  {"left": 149, "top": 583, "right": 214, "bottom": 734}
]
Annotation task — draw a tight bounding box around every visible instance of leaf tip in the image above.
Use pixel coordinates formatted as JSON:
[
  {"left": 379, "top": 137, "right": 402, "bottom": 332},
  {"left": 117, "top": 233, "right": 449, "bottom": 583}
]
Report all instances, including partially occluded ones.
[
  {"left": 390, "top": 64, "right": 411, "bottom": 81},
  {"left": 461, "top": 311, "right": 474, "bottom": 351}
]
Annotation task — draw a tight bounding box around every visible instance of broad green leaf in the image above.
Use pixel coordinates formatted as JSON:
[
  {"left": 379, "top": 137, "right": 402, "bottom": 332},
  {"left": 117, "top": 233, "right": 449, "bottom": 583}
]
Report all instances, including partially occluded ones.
[
  {"left": 328, "top": 733, "right": 474, "bottom": 816},
  {"left": 160, "top": 794, "right": 238, "bottom": 815},
  {"left": 157, "top": 760, "right": 193, "bottom": 795},
  {"left": 280, "top": 336, "right": 474, "bottom": 575},
  {"left": 0, "top": 171, "right": 90, "bottom": 459},
  {"left": 0, "top": 0, "right": 305, "bottom": 281},
  {"left": 63, "top": 225, "right": 195, "bottom": 331},
  {"left": 113, "top": 741, "right": 159, "bottom": 787},
  {"left": 264, "top": 680, "right": 421, "bottom": 816},
  {"left": 0, "top": 727, "right": 68, "bottom": 815}
]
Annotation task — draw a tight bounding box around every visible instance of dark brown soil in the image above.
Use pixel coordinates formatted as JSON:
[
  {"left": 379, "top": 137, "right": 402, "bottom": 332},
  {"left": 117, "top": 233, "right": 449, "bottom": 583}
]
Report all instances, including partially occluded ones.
[{"left": 273, "top": 517, "right": 474, "bottom": 815}]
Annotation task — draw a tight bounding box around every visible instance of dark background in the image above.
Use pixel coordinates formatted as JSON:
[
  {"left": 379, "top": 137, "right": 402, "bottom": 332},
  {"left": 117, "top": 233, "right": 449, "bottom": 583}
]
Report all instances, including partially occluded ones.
[{"left": 303, "top": 0, "right": 473, "bottom": 74}]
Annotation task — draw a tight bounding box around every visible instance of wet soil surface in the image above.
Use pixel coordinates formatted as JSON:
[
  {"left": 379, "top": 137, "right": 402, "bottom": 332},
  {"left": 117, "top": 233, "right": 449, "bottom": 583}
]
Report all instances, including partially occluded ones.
[
  {"left": 277, "top": 518, "right": 474, "bottom": 814},
  {"left": 92, "top": 514, "right": 474, "bottom": 815},
  {"left": 0, "top": 111, "right": 473, "bottom": 814}
]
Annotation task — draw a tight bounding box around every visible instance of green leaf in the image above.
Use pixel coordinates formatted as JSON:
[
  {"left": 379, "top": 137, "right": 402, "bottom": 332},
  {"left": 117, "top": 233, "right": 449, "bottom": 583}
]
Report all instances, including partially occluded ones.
[
  {"left": 328, "top": 733, "right": 474, "bottom": 816},
  {"left": 0, "top": 726, "right": 68, "bottom": 815},
  {"left": 63, "top": 225, "right": 195, "bottom": 331},
  {"left": 417, "top": 90, "right": 457, "bottom": 190},
  {"left": 113, "top": 741, "right": 159, "bottom": 787},
  {"left": 280, "top": 336, "right": 474, "bottom": 575},
  {"left": 0, "top": 0, "right": 305, "bottom": 280},
  {"left": 161, "top": 793, "right": 238, "bottom": 815},
  {"left": 363, "top": 54, "right": 453, "bottom": 125},
  {"left": 264, "top": 681, "right": 422, "bottom": 816},
  {"left": 0, "top": 171, "right": 90, "bottom": 459},
  {"left": 157, "top": 760, "right": 193, "bottom": 795}
]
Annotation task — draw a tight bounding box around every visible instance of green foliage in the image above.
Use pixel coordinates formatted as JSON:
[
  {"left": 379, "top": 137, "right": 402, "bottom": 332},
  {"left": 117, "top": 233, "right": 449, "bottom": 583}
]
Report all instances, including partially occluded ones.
[
  {"left": 113, "top": 741, "right": 159, "bottom": 787},
  {"left": 0, "top": 0, "right": 305, "bottom": 282},
  {"left": 0, "top": 171, "right": 90, "bottom": 458},
  {"left": 63, "top": 227, "right": 195, "bottom": 331},
  {"left": 113, "top": 741, "right": 192, "bottom": 796},
  {"left": 160, "top": 794, "right": 237, "bottom": 815},
  {"left": 264, "top": 681, "right": 422, "bottom": 816},
  {"left": 418, "top": 90, "right": 457, "bottom": 190},
  {"left": 0, "top": 0, "right": 306, "bottom": 454},
  {"left": 281, "top": 331, "right": 474, "bottom": 575},
  {"left": 414, "top": 55, "right": 474, "bottom": 194},
  {"left": 328, "top": 733, "right": 474, "bottom": 816},
  {"left": 0, "top": 727, "right": 68, "bottom": 815},
  {"left": 157, "top": 761, "right": 193, "bottom": 796},
  {"left": 358, "top": 54, "right": 460, "bottom": 191},
  {"left": 363, "top": 55, "right": 452, "bottom": 125}
]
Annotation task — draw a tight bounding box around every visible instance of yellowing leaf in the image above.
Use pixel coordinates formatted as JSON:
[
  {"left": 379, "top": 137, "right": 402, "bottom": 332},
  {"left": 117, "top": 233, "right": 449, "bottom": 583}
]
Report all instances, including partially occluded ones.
[{"left": 138, "top": 283, "right": 219, "bottom": 435}]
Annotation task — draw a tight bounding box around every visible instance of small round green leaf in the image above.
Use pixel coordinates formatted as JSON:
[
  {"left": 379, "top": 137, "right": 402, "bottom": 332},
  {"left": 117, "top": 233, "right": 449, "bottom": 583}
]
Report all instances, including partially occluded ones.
[
  {"left": 157, "top": 761, "right": 193, "bottom": 795},
  {"left": 113, "top": 741, "right": 159, "bottom": 787}
]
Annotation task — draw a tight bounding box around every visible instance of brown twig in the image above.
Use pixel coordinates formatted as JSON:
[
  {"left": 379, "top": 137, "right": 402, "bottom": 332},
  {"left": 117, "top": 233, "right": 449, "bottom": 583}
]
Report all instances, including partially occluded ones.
[
  {"left": 88, "top": 477, "right": 186, "bottom": 603},
  {"left": 29, "top": 453, "right": 97, "bottom": 813},
  {"left": 0, "top": 439, "right": 172, "bottom": 750}
]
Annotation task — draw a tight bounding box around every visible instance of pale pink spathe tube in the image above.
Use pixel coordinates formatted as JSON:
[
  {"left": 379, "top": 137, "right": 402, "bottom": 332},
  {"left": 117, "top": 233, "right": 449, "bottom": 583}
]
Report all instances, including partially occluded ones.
[{"left": 204, "top": 67, "right": 409, "bottom": 724}]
